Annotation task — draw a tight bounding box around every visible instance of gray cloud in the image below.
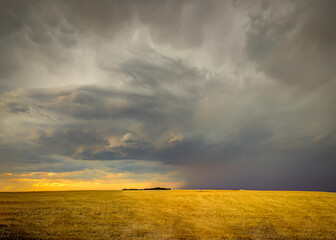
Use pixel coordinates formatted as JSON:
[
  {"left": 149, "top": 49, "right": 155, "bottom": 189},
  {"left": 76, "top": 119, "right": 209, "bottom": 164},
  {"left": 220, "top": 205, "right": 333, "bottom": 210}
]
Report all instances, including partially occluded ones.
[
  {"left": 0, "top": 0, "right": 335, "bottom": 191},
  {"left": 245, "top": 0, "right": 336, "bottom": 90}
]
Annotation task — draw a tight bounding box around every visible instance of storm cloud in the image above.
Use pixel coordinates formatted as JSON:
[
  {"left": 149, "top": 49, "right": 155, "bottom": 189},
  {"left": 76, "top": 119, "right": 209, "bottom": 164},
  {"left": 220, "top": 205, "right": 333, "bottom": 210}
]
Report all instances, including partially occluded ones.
[{"left": 0, "top": 0, "right": 335, "bottom": 191}]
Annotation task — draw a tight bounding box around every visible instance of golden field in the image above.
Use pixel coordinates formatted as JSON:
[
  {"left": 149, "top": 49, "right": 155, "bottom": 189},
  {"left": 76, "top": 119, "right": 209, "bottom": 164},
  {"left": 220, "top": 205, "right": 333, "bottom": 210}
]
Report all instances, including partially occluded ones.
[{"left": 0, "top": 190, "right": 335, "bottom": 239}]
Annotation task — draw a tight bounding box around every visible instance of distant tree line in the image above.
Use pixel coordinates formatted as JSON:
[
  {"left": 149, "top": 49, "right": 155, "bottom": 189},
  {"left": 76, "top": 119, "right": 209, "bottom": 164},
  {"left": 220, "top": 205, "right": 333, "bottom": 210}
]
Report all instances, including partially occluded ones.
[{"left": 122, "top": 187, "right": 171, "bottom": 190}]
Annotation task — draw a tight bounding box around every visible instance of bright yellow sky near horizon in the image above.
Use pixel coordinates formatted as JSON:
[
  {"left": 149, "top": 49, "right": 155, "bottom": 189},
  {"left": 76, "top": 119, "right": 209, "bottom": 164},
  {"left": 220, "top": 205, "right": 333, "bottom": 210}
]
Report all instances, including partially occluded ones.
[{"left": 0, "top": 171, "right": 184, "bottom": 192}]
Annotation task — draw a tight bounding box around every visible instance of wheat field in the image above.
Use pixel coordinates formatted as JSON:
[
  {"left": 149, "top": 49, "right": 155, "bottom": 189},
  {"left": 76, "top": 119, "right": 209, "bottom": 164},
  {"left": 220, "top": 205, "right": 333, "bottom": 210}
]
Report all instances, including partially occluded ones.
[{"left": 0, "top": 190, "right": 335, "bottom": 239}]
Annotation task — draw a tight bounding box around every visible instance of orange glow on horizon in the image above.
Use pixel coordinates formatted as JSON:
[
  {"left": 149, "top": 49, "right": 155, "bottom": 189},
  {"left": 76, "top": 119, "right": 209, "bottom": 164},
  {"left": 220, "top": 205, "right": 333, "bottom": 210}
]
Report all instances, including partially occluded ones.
[{"left": 0, "top": 170, "right": 184, "bottom": 192}]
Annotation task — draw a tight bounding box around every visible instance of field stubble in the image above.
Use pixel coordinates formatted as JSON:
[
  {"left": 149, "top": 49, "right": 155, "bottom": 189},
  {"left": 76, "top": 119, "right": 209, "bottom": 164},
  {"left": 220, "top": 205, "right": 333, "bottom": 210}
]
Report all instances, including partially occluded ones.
[{"left": 0, "top": 190, "right": 335, "bottom": 239}]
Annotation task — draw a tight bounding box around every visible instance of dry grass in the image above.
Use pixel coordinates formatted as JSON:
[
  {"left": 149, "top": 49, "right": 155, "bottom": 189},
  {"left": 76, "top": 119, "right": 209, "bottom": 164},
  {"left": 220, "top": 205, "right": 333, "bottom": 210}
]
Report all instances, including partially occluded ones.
[{"left": 0, "top": 190, "right": 335, "bottom": 239}]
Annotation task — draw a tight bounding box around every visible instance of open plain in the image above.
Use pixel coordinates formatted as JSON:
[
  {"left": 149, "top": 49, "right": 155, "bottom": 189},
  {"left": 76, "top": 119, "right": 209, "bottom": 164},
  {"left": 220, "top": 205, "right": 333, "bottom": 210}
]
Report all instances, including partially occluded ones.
[{"left": 0, "top": 190, "right": 335, "bottom": 239}]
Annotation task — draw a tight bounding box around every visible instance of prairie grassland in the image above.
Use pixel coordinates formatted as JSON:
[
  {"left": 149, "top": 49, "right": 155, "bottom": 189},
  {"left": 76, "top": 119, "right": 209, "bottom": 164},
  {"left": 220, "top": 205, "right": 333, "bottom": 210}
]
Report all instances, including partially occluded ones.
[{"left": 0, "top": 190, "right": 335, "bottom": 239}]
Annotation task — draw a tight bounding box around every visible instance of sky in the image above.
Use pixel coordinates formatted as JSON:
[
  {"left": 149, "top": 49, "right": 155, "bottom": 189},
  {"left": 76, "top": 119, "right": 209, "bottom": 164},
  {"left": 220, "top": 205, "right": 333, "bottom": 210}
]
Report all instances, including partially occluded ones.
[{"left": 0, "top": 0, "right": 335, "bottom": 191}]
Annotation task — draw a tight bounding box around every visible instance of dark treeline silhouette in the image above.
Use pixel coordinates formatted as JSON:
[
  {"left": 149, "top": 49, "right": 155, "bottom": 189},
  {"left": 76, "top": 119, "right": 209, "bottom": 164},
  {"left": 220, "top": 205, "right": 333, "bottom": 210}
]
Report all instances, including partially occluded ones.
[
  {"left": 144, "top": 187, "right": 171, "bottom": 190},
  {"left": 122, "top": 187, "right": 171, "bottom": 191}
]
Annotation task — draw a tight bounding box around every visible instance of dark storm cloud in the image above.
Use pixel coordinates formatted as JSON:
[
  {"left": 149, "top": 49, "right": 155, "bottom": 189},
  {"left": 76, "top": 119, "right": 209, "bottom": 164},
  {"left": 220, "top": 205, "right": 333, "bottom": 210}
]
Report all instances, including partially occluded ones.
[
  {"left": 2, "top": 51, "right": 204, "bottom": 127},
  {"left": 0, "top": 0, "right": 335, "bottom": 191},
  {"left": 67, "top": 0, "right": 225, "bottom": 48},
  {"left": 0, "top": 53, "right": 206, "bottom": 162},
  {"left": 0, "top": 0, "right": 239, "bottom": 87},
  {"left": 245, "top": 0, "right": 336, "bottom": 90},
  {"left": 0, "top": 100, "right": 30, "bottom": 113}
]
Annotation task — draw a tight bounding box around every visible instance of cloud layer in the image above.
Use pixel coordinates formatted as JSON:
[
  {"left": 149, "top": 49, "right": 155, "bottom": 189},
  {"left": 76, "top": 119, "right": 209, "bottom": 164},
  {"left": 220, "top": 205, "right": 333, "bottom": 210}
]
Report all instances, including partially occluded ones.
[{"left": 0, "top": 0, "right": 335, "bottom": 191}]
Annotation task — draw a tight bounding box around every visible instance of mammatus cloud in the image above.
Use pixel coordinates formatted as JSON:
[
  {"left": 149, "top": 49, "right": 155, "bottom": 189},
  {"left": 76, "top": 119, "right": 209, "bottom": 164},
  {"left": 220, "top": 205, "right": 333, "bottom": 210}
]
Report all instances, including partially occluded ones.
[{"left": 0, "top": 0, "right": 335, "bottom": 191}]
